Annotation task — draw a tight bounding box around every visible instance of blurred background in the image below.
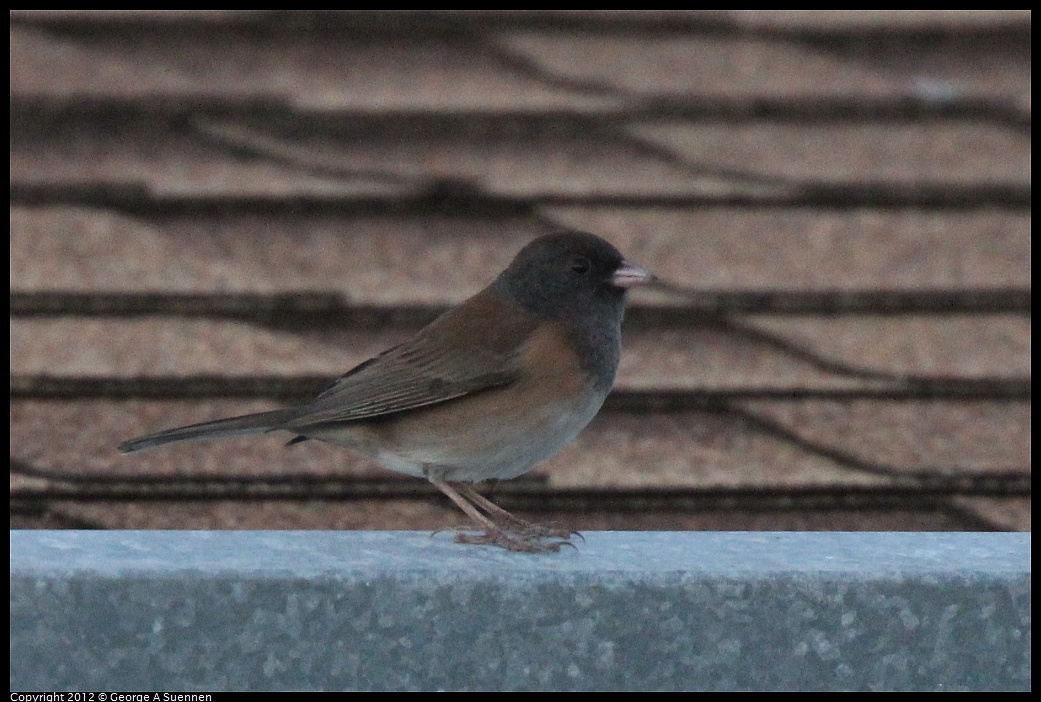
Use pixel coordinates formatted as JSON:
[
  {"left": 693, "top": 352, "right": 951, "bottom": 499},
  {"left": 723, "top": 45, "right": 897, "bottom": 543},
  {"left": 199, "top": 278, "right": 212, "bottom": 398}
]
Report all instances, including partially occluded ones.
[{"left": 10, "top": 10, "right": 1030, "bottom": 532}]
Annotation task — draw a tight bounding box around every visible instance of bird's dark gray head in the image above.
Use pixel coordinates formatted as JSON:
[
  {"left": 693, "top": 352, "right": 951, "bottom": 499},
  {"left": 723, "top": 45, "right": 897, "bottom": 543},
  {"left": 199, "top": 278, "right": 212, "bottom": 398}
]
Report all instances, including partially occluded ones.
[
  {"left": 494, "top": 231, "right": 647, "bottom": 320},
  {"left": 494, "top": 231, "right": 652, "bottom": 389}
]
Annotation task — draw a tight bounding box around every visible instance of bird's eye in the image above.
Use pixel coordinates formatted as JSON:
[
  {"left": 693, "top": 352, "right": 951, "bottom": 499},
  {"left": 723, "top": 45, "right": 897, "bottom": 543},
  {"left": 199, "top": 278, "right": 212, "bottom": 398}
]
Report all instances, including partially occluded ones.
[{"left": 570, "top": 256, "right": 591, "bottom": 275}]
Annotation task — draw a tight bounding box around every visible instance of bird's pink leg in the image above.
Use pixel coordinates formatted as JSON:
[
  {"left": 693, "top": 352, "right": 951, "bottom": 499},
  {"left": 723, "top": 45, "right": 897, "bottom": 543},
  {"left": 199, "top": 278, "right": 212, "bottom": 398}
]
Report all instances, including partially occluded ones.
[
  {"left": 427, "top": 477, "right": 570, "bottom": 553},
  {"left": 457, "top": 484, "right": 579, "bottom": 541}
]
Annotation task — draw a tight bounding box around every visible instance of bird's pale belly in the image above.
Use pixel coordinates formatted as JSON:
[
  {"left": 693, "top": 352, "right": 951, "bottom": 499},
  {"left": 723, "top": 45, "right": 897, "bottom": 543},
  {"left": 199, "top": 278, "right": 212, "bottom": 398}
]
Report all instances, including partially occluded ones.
[{"left": 330, "top": 380, "right": 609, "bottom": 482}]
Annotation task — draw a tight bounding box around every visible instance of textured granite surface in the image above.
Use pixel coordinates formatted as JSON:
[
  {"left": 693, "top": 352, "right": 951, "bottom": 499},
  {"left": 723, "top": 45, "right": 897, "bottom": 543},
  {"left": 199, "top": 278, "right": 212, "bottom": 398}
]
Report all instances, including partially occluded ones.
[{"left": 10, "top": 531, "right": 1031, "bottom": 691}]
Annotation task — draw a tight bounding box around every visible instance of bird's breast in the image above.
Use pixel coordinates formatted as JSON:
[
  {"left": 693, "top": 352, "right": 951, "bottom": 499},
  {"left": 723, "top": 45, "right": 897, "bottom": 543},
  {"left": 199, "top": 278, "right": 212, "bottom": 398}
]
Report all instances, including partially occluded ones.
[{"left": 370, "top": 321, "right": 612, "bottom": 482}]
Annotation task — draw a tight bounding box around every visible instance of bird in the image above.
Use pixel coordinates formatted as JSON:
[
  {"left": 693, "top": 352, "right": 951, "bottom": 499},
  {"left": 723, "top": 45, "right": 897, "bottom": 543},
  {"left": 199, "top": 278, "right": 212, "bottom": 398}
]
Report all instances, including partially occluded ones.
[{"left": 119, "top": 231, "right": 653, "bottom": 552}]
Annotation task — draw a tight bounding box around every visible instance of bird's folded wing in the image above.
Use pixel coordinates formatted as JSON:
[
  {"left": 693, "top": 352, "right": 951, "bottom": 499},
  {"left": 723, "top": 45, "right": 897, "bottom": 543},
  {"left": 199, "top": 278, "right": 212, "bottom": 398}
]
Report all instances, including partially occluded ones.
[{"left": 286, "top": 289, "right": 539, "bottom": 427}]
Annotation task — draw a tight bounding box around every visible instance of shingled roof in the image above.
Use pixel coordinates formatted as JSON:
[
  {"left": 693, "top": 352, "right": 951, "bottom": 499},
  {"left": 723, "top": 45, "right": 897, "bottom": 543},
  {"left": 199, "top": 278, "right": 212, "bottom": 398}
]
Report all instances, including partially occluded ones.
[{"left": 10, "top": 10, "right": 1031, "bottom": 532}]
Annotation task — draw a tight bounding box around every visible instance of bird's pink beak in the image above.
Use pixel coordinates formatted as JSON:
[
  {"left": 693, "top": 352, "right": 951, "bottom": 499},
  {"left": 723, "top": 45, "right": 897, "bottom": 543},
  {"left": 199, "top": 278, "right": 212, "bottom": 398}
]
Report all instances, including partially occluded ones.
[{"left": 611, "top": 260, "right": 655, "bottom": 288}]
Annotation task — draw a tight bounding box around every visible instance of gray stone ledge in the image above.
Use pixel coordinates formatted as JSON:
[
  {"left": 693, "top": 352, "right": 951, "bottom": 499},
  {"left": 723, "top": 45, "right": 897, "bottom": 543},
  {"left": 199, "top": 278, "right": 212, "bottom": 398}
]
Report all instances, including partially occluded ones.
[{"left": 10, "top": 531, "right": 1031, "bottom": 691}]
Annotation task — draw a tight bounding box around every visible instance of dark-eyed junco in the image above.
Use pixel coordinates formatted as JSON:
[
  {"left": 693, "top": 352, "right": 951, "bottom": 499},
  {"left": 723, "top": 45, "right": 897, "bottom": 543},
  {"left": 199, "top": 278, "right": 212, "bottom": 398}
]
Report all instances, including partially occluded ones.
[{"left": 119, "top": 231, "right": 653, "bottom": 551}]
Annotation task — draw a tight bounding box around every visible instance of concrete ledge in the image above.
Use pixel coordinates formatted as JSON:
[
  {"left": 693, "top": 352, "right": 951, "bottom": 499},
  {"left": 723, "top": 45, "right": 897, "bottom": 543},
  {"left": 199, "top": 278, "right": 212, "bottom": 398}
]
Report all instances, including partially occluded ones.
[{"left": 10, "top": 531, "right": 1031, "bottom": 691}]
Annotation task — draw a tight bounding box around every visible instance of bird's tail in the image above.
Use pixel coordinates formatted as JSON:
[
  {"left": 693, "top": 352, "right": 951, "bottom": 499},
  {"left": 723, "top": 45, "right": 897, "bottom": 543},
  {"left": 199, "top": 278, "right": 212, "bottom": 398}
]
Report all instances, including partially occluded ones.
[{"left": 118, "top": 408, "right": 299, "bottom": 454}]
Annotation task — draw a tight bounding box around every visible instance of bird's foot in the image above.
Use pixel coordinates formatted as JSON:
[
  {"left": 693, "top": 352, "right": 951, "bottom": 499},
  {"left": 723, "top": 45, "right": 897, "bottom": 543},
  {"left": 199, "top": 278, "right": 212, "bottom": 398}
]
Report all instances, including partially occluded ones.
[
  {"left": 452, "top": 527, "right": 576, "bottom": 553},
  {"left": 508, "top": 521, "right": 583, "bottom": 542},
  {"left": 475, "top": 507, "right": 582, "bottom": 541}
]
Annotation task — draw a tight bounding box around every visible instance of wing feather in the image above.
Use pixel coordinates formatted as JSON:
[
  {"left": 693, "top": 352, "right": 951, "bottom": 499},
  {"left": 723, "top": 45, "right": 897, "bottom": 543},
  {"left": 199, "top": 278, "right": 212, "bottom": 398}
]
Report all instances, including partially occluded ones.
[{"left": 286, "top": 288, "right": 538, "bottom": 428}]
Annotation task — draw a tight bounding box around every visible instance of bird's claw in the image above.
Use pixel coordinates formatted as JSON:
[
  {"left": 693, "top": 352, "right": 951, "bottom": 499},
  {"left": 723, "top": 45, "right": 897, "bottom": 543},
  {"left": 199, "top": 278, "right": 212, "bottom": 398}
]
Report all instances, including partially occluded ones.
[{"left": 451, "top": 527, "right": 577, "bottom": 553}]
